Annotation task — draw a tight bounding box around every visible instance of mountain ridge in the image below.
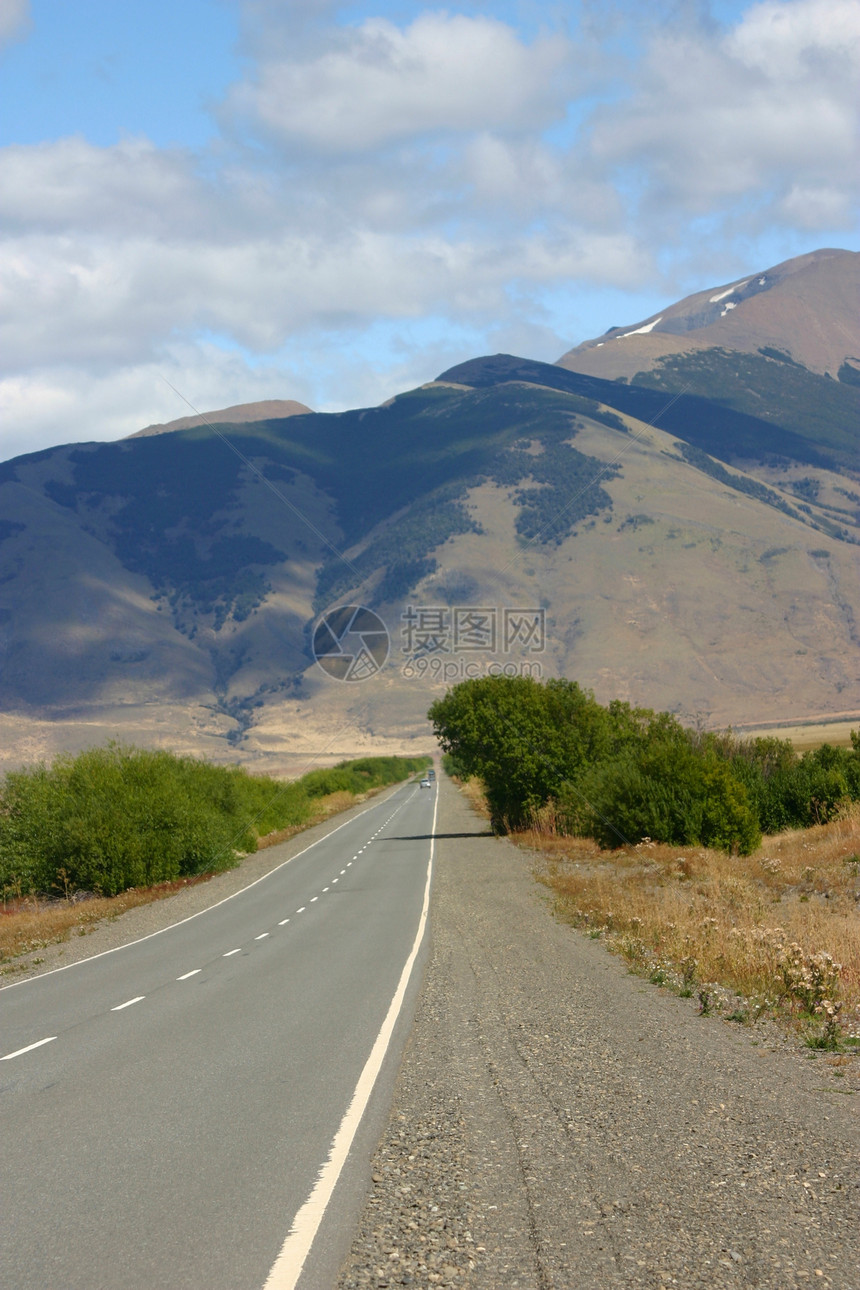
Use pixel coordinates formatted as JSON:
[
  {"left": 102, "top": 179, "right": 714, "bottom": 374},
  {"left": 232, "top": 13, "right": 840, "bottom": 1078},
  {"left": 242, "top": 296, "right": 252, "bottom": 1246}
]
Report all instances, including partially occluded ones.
[
  {"left": 0, "top": 248, "right": 857, "bottom": 772},
  {"left": 129, "top": 398, "right": 313, "bottom": 438},
  {"left": 557, "top": 247, "right": 860, "bottom": 381}
]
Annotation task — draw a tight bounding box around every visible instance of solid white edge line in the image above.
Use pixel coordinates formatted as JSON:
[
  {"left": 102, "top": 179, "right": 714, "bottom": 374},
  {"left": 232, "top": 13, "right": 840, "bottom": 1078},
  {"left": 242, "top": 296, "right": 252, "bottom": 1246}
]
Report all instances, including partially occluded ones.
[
  {"left": 262, "top": 784, "right": 438, "bottom": 1290},
  {"left": 1, "top": 781, "right": 413, "bottom": 993},
  {"left": 2, "top": 1035, "right": 57, "bottom": 1061}
]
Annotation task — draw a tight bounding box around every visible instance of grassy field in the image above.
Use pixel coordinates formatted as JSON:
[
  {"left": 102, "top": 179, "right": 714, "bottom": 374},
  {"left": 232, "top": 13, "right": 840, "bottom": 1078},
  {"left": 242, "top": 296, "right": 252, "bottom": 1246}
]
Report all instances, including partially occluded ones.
[
  {"left": 731, "top": 717, "right": 860, "bottom": 753},
  {"left": 526, "top": 811, "right": 860, "bottom": 1052}
]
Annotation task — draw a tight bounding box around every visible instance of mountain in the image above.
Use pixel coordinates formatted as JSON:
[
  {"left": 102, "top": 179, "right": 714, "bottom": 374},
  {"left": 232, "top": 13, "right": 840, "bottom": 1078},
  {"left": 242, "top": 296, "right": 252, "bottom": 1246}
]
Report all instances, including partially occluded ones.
[
  {"left": 557, "top": 248, "right": 860, "bottom": 381},
  {"left": 129, "top": 399, "right": 312, "bottom": 439},
  {"left": 0, "top": 251, "right": 858, "bottom": 772},
  {"left": 556, "top": 250, "right": 860, "bottom": 474}
]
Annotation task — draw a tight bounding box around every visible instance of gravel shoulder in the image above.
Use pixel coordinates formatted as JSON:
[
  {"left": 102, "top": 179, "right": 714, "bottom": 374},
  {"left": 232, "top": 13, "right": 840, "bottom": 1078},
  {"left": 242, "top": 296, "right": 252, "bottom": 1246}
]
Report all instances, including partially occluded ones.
[{"left": 337, "top": 776, "right": 859, "bottom": 1290}]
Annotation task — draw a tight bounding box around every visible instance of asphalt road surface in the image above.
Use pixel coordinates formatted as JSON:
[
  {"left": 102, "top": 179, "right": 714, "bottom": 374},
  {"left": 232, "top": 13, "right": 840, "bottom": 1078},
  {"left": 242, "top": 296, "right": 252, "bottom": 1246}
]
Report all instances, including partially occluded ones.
[
  {"left": 338, "top": 776, "right": 860, "bottom": 1289},
  {"left": 1, "top": 778, "right": 437, "bottom": 1290}
]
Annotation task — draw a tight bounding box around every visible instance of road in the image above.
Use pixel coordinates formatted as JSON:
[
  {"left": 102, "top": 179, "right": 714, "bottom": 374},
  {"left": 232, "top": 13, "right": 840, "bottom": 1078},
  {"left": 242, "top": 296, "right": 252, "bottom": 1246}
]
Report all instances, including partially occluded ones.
[
  {"left": 0, "top": 778, "right": 437, "bottom": 1290},
  {"left": 338, "top": 776, "right": 860, "bottom": 1289}
]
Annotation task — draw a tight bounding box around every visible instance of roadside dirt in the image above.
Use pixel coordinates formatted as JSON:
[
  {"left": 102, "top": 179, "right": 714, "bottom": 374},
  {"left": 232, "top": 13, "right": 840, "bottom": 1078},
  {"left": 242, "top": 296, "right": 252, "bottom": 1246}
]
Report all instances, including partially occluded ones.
[{"left": 337, "top": 777, "right": 859, "bottom": 1289}]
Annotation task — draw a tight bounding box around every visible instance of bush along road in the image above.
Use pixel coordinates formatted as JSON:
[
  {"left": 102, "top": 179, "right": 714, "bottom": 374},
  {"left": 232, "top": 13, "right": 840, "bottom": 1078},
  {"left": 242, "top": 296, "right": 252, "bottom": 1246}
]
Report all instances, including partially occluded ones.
[{"left": 337, "top": 774, "right": 860, "bottom": 1290}]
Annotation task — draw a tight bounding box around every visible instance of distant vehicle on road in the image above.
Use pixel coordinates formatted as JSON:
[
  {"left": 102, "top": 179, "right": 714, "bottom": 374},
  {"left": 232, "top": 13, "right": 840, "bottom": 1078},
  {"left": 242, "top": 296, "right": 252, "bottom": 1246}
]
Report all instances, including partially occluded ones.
[
  {"left": 419, "top": 778, "right": 432, "bottom": 788},
  {"left": 427, "top": 769, "right": 435, "bottom": 779}
]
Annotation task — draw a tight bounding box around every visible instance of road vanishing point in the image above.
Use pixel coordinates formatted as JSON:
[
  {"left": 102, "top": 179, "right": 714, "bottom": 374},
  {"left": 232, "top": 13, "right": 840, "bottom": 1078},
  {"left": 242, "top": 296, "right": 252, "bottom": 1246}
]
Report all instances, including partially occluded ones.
[{"left": 1, "top": 779, "right": 437, "bottom": 1290}]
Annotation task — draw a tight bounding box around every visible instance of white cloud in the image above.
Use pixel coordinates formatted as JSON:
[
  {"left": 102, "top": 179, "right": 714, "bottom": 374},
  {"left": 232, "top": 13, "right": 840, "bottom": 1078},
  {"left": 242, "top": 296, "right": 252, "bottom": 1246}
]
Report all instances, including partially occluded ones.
[
  {"left": 0, "top": 343, "right": 310, "bottom": 461},
  {"left": 229, "top": 12, "right": 573, "bottom": 150},
  {"left": 0, "top": 0, "right": 29, "bottom": 49},
  {"left": 0, "top": 137, "right": 207, "bottom": 235},
  {"left": 728, "top": 0, "right": 860, "bottom": 75},
  {"left": 1, "top": 1, "right": 858, "bottom": 464},
  {"left": 459, "top": 133, "right": 622, "bottom": 227},
  {"left": 1, "top": 221, "right": 646, "bottom": 375},
  {"left": 778, "top": 182, "right": 855, "bottom": 227},
  {"left": 588, "top": 0, "right": 860, "bottom": 224}
]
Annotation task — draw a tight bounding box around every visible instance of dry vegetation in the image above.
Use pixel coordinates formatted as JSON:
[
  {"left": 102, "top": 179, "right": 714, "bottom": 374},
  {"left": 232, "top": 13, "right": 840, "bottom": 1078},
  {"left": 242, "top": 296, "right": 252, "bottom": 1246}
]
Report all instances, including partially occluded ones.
[
  {"left": 513, "top": 803, "right": 860, "bottom": 1055},
  {"left": 0, "top": 876, "right": 214, "bottom": 970},
  {"left": 736, "top": 717, "right": 860, "bottom": 753}
]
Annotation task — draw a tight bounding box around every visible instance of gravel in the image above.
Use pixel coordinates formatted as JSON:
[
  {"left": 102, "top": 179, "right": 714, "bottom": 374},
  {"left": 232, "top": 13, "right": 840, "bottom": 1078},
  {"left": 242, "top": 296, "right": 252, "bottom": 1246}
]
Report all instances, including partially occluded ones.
[
  {"left": 337, "top": 778, "right": 860, "bottom": 1289},
  {"left": 8, "top": 775, "right": 857, "bottom": 1288}
]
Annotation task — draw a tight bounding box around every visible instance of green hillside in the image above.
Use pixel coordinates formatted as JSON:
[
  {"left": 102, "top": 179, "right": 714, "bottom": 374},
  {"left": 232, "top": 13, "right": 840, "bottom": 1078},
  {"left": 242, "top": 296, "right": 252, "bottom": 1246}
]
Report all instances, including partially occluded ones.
[
  {"left": 4, "top": 381, "right": 620, "bottom": 628},
  {"left": 440, "top": 354, "right": 859, "bottom": 545},
  {"left": 440, "top": 354, "right": 838, "bottom": 468},
  {"left": 630, "top": 348, "right": 860, "bottom": 466},
  {"left": 4, "top": 346, "right": 856, "bottom": 640},
  {"left": 1, "top": 330, "right": 859, "bottom": 760}
]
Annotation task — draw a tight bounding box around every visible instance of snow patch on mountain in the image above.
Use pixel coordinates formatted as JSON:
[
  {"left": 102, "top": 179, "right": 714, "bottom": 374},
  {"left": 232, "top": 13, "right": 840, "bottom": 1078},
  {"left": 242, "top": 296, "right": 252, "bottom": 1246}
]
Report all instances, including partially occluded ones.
[{"left": 618, "top": 316, "right": 663, "bottom": 338}]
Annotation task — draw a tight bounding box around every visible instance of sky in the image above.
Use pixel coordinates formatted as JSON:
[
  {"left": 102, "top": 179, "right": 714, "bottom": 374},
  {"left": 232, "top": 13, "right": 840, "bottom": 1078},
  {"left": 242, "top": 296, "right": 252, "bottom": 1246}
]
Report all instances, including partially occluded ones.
[{"left": 1, "top": 0, "right": 858, "bottom": 461}]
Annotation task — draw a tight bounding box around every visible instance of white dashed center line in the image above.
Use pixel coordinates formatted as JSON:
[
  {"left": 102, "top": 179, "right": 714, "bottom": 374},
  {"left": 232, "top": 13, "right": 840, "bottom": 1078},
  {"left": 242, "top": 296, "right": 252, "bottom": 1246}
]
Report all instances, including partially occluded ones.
[
  {"left": 2, "top": 1036, "right": 57, "bottom": 1061},
  {"left": 0, "top": 788, "right": 417, "bottom": 1066}
]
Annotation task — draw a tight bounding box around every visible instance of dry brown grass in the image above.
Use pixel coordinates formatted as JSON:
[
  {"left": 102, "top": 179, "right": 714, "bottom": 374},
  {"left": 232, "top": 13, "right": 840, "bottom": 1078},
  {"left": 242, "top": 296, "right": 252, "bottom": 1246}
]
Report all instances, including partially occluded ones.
[
  {"left": 735, "top": 718, "right": 860, "bottom": 753},
  {"left": 457, "top": 776, "right": 492, "bottom": 819},
  {"left": 0, "top": 786, "right": 384, "bottom": 971},
  {"left": 0, "top": 875, "right": 217, "bottom": 967},
  {"left": 510, "top": 803, "right": 860, "bottom": 1049}
]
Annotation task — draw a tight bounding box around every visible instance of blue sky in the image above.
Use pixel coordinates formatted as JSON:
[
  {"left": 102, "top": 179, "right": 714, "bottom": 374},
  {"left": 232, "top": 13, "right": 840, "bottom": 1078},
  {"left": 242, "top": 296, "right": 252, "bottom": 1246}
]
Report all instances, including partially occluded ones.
[
  {"left": 0, "top": 1, "right": 241, "bottom": 149},
  {"left": 1, "top": 0, "right": 858, "bottom": 459}
]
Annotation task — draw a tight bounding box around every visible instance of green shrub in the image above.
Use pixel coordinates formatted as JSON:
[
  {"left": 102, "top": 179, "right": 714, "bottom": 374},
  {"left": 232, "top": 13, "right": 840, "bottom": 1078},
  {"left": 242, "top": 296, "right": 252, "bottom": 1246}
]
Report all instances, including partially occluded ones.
[
  {"left": 429, "top": 674, "right": 856, "bottom": 851},
  {"left": 441, "top": 751, "right": 470, "bottom": 779},
  {"left": 704, "top": 733, "right": 860, "bottom": 833},
  {"left": 429, "top": 675, "right": 615, "bottom": 830},
  {"left": 568, "top": 740, "right": 760, "bottom": 854},
  {"left": 0, "top": 746, "right": 429, "bottom": 899}
]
